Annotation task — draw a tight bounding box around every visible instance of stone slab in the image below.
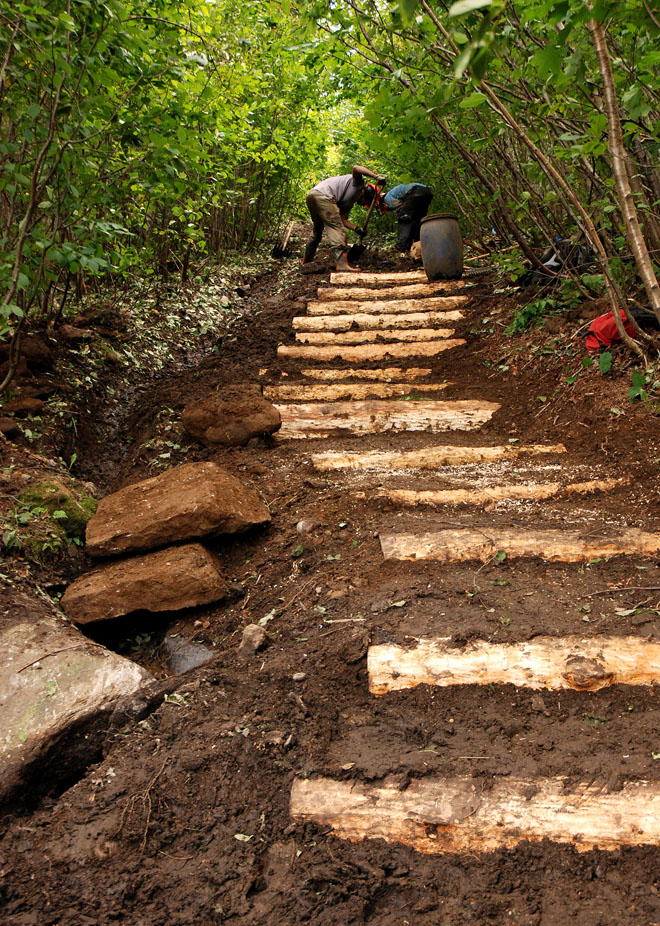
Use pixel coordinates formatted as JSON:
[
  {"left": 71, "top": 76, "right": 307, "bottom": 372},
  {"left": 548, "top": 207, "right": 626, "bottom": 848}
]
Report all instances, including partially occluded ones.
[{"left": 61, "top": 542, "right": 229, "bottom": 624}]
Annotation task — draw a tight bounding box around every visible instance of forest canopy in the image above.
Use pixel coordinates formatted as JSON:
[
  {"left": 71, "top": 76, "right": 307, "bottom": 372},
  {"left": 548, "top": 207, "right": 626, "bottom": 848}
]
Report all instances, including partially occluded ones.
[{"left": 2, "top": 0, "right": 660, "bottom": 374}]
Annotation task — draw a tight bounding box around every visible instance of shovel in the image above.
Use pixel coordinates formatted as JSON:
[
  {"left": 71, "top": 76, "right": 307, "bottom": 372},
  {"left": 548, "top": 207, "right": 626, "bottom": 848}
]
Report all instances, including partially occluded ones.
[
  {"left": 347, "top": 190, "right": 379, "bottom": 263},
  {"left": 271, "top": 220, "right": 295, "bottom": 259}
]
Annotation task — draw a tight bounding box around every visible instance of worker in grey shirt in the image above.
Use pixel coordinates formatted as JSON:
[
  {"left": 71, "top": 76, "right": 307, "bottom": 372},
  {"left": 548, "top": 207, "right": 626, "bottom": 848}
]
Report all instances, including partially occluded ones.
[{"left": 303, "top": 165, "right": 386, "bottom": 272}]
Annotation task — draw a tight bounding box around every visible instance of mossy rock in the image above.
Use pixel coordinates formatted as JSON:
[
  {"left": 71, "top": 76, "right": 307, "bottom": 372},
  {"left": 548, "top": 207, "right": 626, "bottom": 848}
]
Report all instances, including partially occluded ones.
[{"left": 18, "top": 478, "right": 97, "bottom": 541}]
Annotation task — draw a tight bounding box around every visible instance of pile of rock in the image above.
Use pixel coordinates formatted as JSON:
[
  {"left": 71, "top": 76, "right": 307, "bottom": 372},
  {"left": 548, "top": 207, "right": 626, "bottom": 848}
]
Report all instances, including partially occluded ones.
[{"left": 61, "top": 461, "right": 270, "bottom": 625}]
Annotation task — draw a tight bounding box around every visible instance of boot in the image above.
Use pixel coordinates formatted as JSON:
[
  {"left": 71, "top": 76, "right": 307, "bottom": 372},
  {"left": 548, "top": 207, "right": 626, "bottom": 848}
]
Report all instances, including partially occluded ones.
[
  {"left": 334, "top": 249, "right": 360, "bottom": 273},
  {"left": 303, "top": 240, "right": 318, "bottom": 264}
]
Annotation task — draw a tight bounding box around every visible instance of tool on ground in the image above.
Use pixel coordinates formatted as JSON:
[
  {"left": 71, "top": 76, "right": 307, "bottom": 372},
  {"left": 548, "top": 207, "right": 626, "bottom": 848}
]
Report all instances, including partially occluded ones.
[
  {"left": 272, "top": 220, "right": 295, "bottom": 259},
  {"left": 347, "top": 187, "right": 380, "bottom": 262}
]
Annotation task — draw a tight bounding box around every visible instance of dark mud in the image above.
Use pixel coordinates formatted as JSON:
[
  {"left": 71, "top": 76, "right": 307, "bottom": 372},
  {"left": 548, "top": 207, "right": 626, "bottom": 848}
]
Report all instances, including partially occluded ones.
[{"left": 3, "top": 248, "right": 660, "bottom": 925}]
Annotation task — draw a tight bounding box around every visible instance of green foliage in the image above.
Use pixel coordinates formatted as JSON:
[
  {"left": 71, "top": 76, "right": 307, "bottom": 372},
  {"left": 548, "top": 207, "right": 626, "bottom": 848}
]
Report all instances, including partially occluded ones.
[
  {"left": 599, "top": 351, "right": 613, "bottom": 374},
  {"left": 505, "top": 297, "right": 560, "bottom": 334}
]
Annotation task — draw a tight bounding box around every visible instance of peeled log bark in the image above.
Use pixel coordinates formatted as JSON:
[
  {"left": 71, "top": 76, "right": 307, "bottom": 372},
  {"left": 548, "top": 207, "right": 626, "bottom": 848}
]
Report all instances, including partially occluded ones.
[
  {"left": 301, "top": 367, "right": 432, "bottom": 381},
  {"left": 277, "top": 340, "right": 465, "bottom": 363},
  {"left": 330, "top": 270, "right": 434, "bottom": 285},
  {"left": 368, "top": 635, "right": 660, "bottom": 695},
  {"left": 317, "top": 283, "right": 464, "bottom": 301},
  {"left": 290, "top": 775, "right": 660, "bottom": 853},
  {"left": 380, "top": 527, "right": 660, "bottom": 563},
  {"left": 381, "top": 477, "right": 627, "bottom": 507},
  {"left": 306, "top": 297, "right": 469, "bottom": 315},
  {"left": 295, "top": 327, "right": 456, "bottom": 345},
  {"left": 276, "top": 399, "right": 500, "bottom": 439},
  {"left": 311, "top": 443, "right": 566, "bottom": 472},
  {"left": 264, "top": 382, "right": 449, "bottom": 402},
  {"left": 292, "top": 311, "right": 464, "bottom": 331}
]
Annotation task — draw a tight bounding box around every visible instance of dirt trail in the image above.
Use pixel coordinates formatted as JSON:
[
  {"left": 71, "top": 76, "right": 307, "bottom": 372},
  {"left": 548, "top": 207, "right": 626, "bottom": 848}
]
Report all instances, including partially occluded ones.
[{"left": 4, "top": 259, "right": 660, "bottom": 925}]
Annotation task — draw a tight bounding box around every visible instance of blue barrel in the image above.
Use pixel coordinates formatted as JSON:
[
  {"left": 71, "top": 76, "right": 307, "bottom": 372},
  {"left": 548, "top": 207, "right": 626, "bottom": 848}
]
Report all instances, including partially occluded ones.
[{"left": 420, "top": 213, "right": 463, "bottom": 280}]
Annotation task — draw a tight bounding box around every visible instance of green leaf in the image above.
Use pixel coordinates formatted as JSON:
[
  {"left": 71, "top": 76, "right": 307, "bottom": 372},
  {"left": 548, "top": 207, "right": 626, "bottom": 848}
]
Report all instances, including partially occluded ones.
[
  {"left": 460, "top": 91, "right": 487, "bottom": 109},
  {"left": 399, "top": 0, "right": 421, "bottom": 23},
  {"left": 449, "top": 0, "right": 493, "bottom": 16},
  {"left": 599, "top": 351, "right": 613, "bottom": 374},
  {"left": 52, "top": 509, "right": 68, "bottom": 519},
  {"left": 495, "top": 550, "right": 507, "bottom": 562},
  {"left": 292, "top": 543, "right": 304, "bottom": 558}
]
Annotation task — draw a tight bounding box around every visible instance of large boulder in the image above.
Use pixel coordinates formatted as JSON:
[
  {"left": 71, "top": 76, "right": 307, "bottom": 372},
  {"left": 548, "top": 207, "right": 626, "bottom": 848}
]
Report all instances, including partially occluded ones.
[
  {"left": 182, "top": 384, "right": 281, "bottom": 447},
  {"left": 0, "top": 591, "right": 150, "bottom": 808},
  {"left": 85, "top": 461, "right": 270, "bottom": 557},
  {"left": 61, "top": 542, "right": 229, "bottom": 624}
]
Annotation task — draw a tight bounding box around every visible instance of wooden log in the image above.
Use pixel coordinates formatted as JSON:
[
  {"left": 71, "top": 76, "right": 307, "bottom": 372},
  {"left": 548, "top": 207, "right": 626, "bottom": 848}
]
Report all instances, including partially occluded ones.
[
  {"left": 311, "top": 443, "right": 567, "bottom": 472},
  {"left": 317, "top": 284, "right": 464, "bottom": 301},
  {"left": 277, "top": 340, "right": 466, "bottom": 362},
  {"left": 292, "top": 311, "right": 464, "bottom": 332},
  {"left": 275, "top": 400, "right": 500, "bottom": 439},
  {"left": 290, "top": 775, "right": 660, "bottom": 853},
  {"left": 380, "top": 527, "right": 660, "bottom": 563},
  {"left": 295, "top": 327, "right": 456, "bottom": 345},
  {"left": 264, "top": 382, "right": 450, "bottom": 402},
  {"left": 368, "top": 635, "right": 660, "bottom": 695},
  {"left": 301, "top": 367, "right": 432, "bottom": 381},
  {"left": 330, "top": 270, "right": 433, "bottom": 285},
  {"left": 381, "top": 477, "right": 627, "bottom": 508},
  {"left": 310, "top": 295, "right": 469, "bottom": 313}
]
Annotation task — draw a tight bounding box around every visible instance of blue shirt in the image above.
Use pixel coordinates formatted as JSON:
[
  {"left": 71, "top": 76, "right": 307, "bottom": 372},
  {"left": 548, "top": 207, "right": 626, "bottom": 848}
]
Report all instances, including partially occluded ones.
[{"left": 384, "top": 183, "right": 427, "bottom": 210}]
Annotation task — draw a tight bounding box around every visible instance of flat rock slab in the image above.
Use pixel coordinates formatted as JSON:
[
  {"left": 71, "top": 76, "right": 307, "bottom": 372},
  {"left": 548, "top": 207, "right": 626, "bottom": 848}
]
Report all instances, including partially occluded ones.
[
  {"left": 265, "top": 383, "right": 449, "bottom": 402},
  {"left": 61, "top": 542, "right": 229, "bottom": 625},
  {"left": 276, "top": 400, "right": 500, "bottom": 439},
  {"left": 86, "top": 461, "right": 270, "bottom": 557},
  {"left": 330, "top": 271, "right": 464, "bottom": 286},
  {"left": 381, "top": 477, "right": 626, "bottom": 507},
  {"left": 317, "top": 283, "right": 463, "bottom": 301},
  {"left": 307, "top": 296, "right": 468, "bottom": 315},
  {"left": 380, "top": 527, "right": 660, "bottom": 563},
  {"left": 290, "top": 775, "right": 660, "bottom": 853},
  {"left": 312, "top": 443, "right": 567, "bottom": 471},
  {"left": 369, "top": 635, "right": 660, "bottom": 695},
  {"left": 1, "top": 604, "right": 150, "bottom": 805},
  {"left": 277, "top": 339, "right": 466, "bottom": 363},
  {"left": 295, "top": 327, "right": 456, "bottom": 345},
  {"left": 292, "top": 311, "right": 464, "bottom": 331},
  {"left": 301, "top": 367, "right": 432, "bottom": 381}
]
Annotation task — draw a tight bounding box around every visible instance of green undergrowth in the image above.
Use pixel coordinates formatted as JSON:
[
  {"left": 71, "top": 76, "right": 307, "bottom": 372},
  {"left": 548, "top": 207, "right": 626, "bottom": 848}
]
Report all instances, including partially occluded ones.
[{"left": 2, "top": 474, "right": 97, "bottom": 562}]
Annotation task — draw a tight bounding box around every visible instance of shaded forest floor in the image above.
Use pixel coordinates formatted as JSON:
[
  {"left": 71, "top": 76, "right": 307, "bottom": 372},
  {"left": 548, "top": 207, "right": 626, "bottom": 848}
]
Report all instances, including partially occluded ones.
[{"left": 3, "top": 244, "right": 660, "bottom": 925}]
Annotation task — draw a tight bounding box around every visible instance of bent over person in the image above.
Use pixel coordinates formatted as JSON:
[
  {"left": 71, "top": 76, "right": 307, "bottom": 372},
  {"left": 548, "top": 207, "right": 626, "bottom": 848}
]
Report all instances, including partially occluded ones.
[
  {"left": 382, "top": 182, "right": 433, "bottom": 252},
  {"left": 303, "top": 165, "right": 386, "bottom": 272}
]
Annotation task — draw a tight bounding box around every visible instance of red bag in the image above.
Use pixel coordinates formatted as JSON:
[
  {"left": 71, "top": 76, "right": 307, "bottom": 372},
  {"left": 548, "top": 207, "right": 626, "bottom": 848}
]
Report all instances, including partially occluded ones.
[{"left": 585, "top": 310, "right": 635, "bottom": 351}]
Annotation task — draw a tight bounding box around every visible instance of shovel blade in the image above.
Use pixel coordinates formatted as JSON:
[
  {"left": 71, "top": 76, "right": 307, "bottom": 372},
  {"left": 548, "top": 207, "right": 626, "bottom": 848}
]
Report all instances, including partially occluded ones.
[{"left": 348, "top": 242, "right": 367, "bottom": 262}]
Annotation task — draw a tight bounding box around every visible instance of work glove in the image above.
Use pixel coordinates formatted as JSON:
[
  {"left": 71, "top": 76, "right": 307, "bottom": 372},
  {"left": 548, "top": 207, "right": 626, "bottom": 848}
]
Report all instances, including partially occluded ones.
[
  {"left": 355, "top": 227, "right": 366, "bottom": 237},
  {"left": 376, "top": 176, "right": 387, "bottom": 187}
]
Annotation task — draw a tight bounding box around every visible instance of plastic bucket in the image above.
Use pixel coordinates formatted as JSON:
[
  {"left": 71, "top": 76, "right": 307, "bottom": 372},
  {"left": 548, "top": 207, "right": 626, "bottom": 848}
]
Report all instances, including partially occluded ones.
[{"left": 420, "top": 213, "right": 463, "bottom": 280}]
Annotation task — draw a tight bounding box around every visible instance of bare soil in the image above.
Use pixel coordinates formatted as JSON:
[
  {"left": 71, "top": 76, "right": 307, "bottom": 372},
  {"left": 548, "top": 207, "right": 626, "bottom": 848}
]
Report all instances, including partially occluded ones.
[{"left": 3, "top": 249, "right": 660, "bottom": 925}]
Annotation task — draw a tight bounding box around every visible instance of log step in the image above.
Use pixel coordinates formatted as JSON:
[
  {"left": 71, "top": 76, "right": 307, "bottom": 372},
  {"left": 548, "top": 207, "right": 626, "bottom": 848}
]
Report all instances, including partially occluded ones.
[
  {"left": 275, "top": 399, "right": 500, "bottom": 439},
  {"left": 295, "top": 327, "right": 456, "bottom": 345},
  {"left": 330, "top": 270, "right": 433, "bottom": 285},
  {"left": 317, "top": 284, "right": 465, "bottom": 301},
  {"left": 311, "top": 443, "right": 567, "bottom": 472},
  {"left": 264, "top": 382, "right": 449, "bottom": 402},
  {"left": 380, "top": 477, "right": 627, "bottom": 508},
  {"left": 307, "top": 296, "right": 469, "bottom": 315},
  {"left": 368, "top": 635, "right": 660, "bottom": 695},
  {"left": 292, "top": 311, "right": 464, "bottom": 331},
  {"left": 290, "top": 776, "right": 660, "bottom": 854},
  {"left": 277, "top": 340, "right": 466, "bottom": 362},
  {"left": 301, "top": 366, "right": 432, "bottom": 381},
  {"left": 380, "top": 527, "right": 660, "bottom": 563}
]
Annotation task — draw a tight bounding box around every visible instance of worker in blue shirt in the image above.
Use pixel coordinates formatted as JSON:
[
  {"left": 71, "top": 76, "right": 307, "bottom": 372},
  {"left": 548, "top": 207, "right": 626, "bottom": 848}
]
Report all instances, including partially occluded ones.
[{"left": 381, "top": 183, "right": 433, "bottom": 252}]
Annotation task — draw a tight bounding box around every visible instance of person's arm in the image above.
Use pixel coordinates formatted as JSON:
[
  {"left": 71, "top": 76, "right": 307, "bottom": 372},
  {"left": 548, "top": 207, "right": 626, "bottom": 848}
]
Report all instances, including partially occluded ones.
[
  {"left": 352, "top": 165, "right": 387, "bottom": 186},
  {"left": 340, "top": 213, "right": 358, "bottom": 231}
]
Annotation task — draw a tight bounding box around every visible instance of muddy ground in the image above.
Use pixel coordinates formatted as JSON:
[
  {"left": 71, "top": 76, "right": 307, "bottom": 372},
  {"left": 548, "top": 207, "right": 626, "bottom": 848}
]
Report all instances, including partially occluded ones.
[{"left": 3, "top": 247, "right": 660, "bottom": 925}]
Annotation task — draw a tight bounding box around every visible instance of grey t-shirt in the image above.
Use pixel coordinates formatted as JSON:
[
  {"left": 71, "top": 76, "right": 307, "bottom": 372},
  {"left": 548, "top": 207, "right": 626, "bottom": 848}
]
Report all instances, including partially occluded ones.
[{"left": 311, "top": 173, "right": 363, "bottom": 214}]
